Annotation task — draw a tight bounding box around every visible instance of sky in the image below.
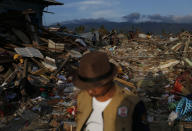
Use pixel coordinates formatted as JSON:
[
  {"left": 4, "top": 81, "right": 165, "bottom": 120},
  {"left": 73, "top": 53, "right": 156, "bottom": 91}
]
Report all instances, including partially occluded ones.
[{"left": 43, "top": 0, "right": 192, "bottom": 25}]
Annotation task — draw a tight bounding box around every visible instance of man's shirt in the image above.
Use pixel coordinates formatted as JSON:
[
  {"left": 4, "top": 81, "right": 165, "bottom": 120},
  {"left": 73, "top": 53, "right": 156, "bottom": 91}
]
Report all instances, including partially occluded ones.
[{"left": 85, "top": 97, "right": 112, "bottom": 131}]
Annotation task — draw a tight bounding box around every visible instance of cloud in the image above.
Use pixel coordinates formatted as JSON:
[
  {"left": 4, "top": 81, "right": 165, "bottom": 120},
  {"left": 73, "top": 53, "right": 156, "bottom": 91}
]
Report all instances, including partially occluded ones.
[
  {"left": 122, "top": 13, "right": 141, "bottom": 22},
  {"left": 146, "top": 14, "right": 174, "bottom": 23},
  {"left": 122, "top": 13, "right": 192, "bottom": 23},
  {"left": 92, "top": 10, "right": 118, "bottom": 18},
  {"left": 64, "top": 0, "right": 107, "bottom": 10},
  {"left": 64, "top": 0, "right": 121, "bottom": 12},
  {"left": 80, "top": 1, "right": 104, "bottom": 5},
  {"left": 170, "top": 15, "right": 192, "bottom": 23},
  {"left": 146, "top": 14, "right": 192, "bottom": 23}
]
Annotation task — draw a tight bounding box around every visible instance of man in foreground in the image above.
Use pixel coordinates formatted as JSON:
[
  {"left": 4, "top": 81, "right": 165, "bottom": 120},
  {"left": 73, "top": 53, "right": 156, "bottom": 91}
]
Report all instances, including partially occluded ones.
[{"left": 73, "top": 51, "right": 150, "bottom": 131}]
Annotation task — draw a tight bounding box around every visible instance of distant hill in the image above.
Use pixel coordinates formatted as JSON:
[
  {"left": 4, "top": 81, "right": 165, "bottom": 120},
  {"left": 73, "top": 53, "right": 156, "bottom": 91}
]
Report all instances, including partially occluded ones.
[{"left": 51, "top": 19, "right": 192, "bottom": 34}]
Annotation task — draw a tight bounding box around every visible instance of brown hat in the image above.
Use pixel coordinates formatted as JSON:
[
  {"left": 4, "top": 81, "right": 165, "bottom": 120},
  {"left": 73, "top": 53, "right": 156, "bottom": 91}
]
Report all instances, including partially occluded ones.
[{"left": 73, "top": 51, "right": 117, "bottom": 89}]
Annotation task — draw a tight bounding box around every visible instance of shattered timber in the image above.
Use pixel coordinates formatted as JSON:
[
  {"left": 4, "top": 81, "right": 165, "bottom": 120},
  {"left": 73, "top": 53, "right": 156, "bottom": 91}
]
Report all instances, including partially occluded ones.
[{"left": 0, "top": 0, "right": 192, "bottom": 131}]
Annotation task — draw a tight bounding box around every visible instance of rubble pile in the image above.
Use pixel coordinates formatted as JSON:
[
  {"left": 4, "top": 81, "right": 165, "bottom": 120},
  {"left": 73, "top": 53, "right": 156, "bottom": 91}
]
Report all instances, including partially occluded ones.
[
  {"left": 100, "top": 32, "right": 192, "bottom": 127},
  {"left": 0, "top": 17, "right": 192, "bottom": 130},
  {"left": 0, "top": 46, "right": 81, "bottom": 131},
  {"left": 0, "top": 13, "right": 89, "bottom": 130}
]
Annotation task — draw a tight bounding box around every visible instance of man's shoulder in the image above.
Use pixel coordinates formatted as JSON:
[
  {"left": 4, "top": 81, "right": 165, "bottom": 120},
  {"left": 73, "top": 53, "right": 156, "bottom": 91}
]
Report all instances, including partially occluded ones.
[
  {"left": 77, "top": 90, "right": 91, "bottom": 107},
  {"left": 77, "top": 90, "right": 88, "bottom": 98},
  {"left": 77, "top": 90, "right": 92, "bottom": 102},
  {"left": 78, "top": 90, "right": 87, "bottom": 95}
]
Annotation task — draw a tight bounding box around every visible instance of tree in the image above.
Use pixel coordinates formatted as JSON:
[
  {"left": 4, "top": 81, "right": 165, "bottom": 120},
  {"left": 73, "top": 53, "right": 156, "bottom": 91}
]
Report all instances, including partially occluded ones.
[
  {"left": 58, "top": 26, "right": 68, "bottom": 32},
  {"left": 74, "top": 27, "right": 79, "bottom": 33},
  {"left": 91, "top": 28, "right": 95, "bottom": 33},
  {"left": 99, "top": 25, "right": 108, "bottom": 36},
  {"left": 131, "top": 25, "right": 135, "bottom": 31},
  {"left": 119, "top": 29, "right": 124, "bottom": 34},
  {"left": 79, "top": 25, "right": 85, "bottom": 33},
  {"left": 56, "top": 23, "right": 61, "bottom": 27},
  {"left": 62, "top": 26, "right": 67, "bottom": 30},
  {"left": 161, "top": 28, "right": 166, "bottom": 36},
  {"left": 74, "top": 25, "right": 85, "bottom": 33}
]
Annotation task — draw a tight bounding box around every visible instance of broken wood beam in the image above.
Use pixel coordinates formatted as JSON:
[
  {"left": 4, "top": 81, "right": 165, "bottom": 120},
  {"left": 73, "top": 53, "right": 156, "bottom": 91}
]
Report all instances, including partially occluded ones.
[
  {"left": 23, "top": 59, "right": 28, "bottom": 78},
  {"left": 114, "top": 77, "right": 136, "bottom": 89},
  {"left": 52, "top": 56, "right": 70, "bottom": 77},
  {"left": 183, "top": 37, "right": 190, "bottom": 57}
]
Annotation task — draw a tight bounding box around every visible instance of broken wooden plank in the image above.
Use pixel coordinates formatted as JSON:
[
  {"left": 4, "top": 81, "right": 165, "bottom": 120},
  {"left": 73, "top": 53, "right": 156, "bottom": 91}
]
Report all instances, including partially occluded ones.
[
  {"left": 23, "top": 59, "right": 28, "bottom": 78},
  {"left": 114, "top": 77, "right": 136, "bottom": 89},
  {"left": 183, "top": 37, "right": 190, "bottom": 57}
]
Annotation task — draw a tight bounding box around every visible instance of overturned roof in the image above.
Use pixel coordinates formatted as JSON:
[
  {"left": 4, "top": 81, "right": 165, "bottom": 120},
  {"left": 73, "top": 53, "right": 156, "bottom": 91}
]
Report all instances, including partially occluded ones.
[
  {"left": 0, "top": 0, "right": 63, "bottom": 7},
  {"left": 24, "top": 0, "right": 63, "bottom": 5},
  {"left": 42, "top": 0, "right": 63, "bottom": 5}
]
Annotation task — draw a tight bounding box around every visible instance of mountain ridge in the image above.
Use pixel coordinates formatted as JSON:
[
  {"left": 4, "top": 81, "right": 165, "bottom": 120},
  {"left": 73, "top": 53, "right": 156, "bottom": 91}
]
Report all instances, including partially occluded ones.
[{"left": 51, "top": 19, "right": 192, "bottom": 34}]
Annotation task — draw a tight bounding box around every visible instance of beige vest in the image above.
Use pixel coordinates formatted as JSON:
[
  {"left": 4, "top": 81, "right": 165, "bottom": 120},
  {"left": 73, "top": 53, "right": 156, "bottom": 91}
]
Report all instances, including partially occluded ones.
[{"left": 76, "top": 85, "right": 139, "bottom": 131}]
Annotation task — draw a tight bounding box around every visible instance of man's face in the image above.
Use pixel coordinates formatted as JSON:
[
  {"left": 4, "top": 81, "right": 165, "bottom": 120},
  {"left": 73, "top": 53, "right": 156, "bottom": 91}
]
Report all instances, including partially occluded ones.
[{"left": 86, "top": 85, "right": 111, "bottom": 97}]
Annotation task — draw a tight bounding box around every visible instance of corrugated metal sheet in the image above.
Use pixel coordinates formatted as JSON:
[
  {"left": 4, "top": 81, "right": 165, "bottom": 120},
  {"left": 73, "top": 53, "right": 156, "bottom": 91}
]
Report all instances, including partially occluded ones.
[{"left": 42, "top": 0, "right": 63, "bottom": 5}]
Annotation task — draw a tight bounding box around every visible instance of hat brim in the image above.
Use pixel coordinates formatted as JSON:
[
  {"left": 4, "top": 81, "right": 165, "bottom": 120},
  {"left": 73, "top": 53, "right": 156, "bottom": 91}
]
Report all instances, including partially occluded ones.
[{"left": 73, "top": 63, "right": 117, "bottom": 89}]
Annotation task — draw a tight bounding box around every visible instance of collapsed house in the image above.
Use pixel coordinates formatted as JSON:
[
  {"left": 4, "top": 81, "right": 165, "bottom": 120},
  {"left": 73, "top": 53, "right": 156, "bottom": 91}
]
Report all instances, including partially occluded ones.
[
  {"left": 0, "top": 0, "right": 63, "bottom": 26},
  {"left": 0, "top": 0, "right": 63, "bottom": 47}
]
